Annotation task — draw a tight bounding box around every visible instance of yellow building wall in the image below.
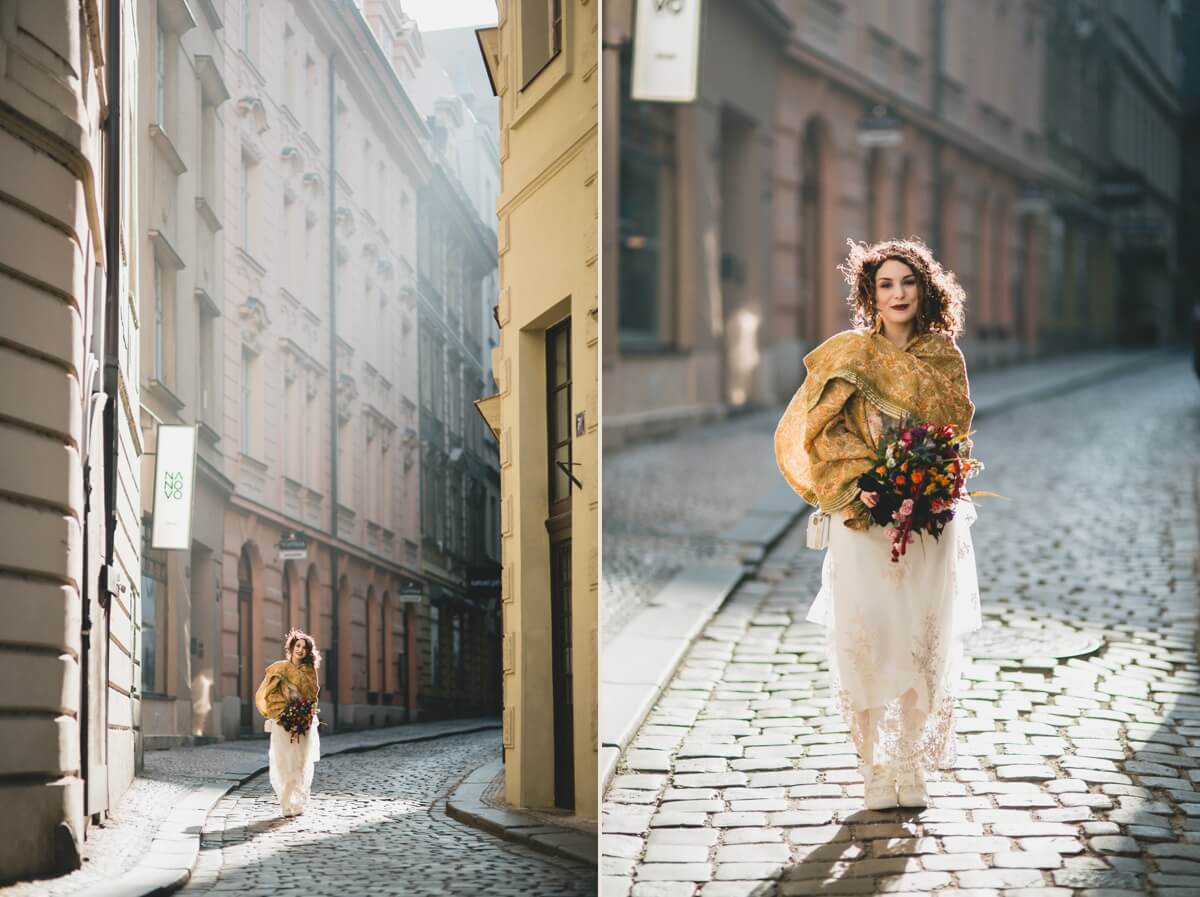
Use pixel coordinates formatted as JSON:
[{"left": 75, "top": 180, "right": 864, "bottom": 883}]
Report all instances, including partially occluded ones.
[{"left": 492, "top": 0, "right": 599, "bottom": 819}]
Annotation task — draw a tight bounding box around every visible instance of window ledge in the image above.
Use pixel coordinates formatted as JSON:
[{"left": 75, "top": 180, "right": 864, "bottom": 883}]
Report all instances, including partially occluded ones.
[
  {"left": 149, "top": 124, "right": 187, "bottom": 176},
  {"left": 198, "top": 419, "right": 221, "bottom": 447},
  {"left": 146, "top": 377, "right": 186, "bottom": 414},
  {"left": 240, "top": 451, "right": 269, "bottom": 474},
  {"left": 195, "top": 195, "right": 222, "bottom": 232},
  {"left": 195, "top": 285, "right": 220, "bottom": 318},
  {"left": 149, "top": 228, "right": 186, "bottom": 271}
]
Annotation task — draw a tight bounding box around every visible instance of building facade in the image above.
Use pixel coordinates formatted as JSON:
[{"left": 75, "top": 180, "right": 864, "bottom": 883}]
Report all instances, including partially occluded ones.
[
  {"left": 604, "top": 0, "right": 1055, "bottom": 446},
  {"left": 1074, "top": 0, "right": 1183, "bottom": 347},
  {"left": 214, "top": 0, "right": 432, "bottom": 735},
  {"left": 479, "top": 0, "right": 600, "bottom": 819},
  {"left": 136, "top": 0, "right": 232, "bottom": 749},
  {"left": 0, "top": 0, "right": 141, "bottom": 881}
]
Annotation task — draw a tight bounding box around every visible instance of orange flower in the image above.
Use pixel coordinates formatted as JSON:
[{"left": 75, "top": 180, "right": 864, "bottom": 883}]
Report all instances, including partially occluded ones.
[
  {"left": 895, "top": 475, "right": 906, "bottom": 485},
  {"left": 911, "top": 470, "right": 924, "bottom": 484},
  {"left": 900, "top": 462, "right": 909, "bottom": 471},
  {"left": 876, "top": 466, "right": 886, "bottom": 475}
]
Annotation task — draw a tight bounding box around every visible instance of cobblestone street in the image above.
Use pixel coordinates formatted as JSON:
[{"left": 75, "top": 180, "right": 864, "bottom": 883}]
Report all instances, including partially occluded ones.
[
  {"left": 180, "top": 730, "right": 594, "bottom": 897},
  {"left": 602, "top": 357, "right": 1200, "bottom": 896}
]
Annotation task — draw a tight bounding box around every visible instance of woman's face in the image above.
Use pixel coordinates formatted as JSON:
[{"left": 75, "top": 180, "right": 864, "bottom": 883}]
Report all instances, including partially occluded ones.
[
  {"left": 874, "top": 259, "right": 920, "bottom": 330},
  {"left": 289, "top": 639, "right": 308, "bottom": 664}
]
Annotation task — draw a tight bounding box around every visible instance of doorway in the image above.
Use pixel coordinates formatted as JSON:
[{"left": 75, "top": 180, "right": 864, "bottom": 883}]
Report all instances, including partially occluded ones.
[
  {"left": 545, "top": 318, "right": 575, "bottom": 811},
  {"left": 237, "top": 546, "right": 254, "bottom": 733}
]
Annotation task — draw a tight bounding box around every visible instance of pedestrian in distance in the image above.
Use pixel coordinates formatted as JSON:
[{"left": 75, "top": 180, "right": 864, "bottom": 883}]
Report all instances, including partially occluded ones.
[
  {"left": 255, "top": 629, "right": 322, "bottom": 817},
  {"left": 774, "top": 237, "right": 983, "bottom": 811}
]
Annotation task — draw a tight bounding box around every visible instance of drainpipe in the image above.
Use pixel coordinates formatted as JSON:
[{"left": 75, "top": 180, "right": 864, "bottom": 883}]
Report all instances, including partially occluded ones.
[
  {"left": 82, "top": 0, "right": 125, "bottom": 826},
  {"left": 931, "top": 0, "right": 945, "bottom": 255},
  {"left": 328, "top": 51, "right": 340, "bottom": 732}
]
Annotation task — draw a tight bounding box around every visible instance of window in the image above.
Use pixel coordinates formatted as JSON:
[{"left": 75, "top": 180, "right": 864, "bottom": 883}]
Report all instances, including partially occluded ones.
[
  {"left": 283, "top": 24, "right": 293, "bottom": 109},
  {"left": 451, "top": 614, "right": 463, "bottom": 687},
  {"left": 520, "top": 0, "right": 564, "bottom": 88},
  {"left": 241, "top": 348, "right": 254, "bottom": 454},
  {"left": 618, "top": 49, "right": 675, "bottom": 348},
  {"left": 241, "top": 0, "right": 256, "bottom": 59},
  {"left": 239, "top": 153, "right": 256, "bottom": 254},
  {"left": 199, "top": 106, "right": 217, "bottom": 204},
  {"left": 141, "top": 521, "right": 167, "bottom": 695},
  {"left": 338, "top": 416, "right": 353, "bottom": 508},
  {"left": 304, "top": 389, "right": 316, "bottom": 488},
  {"left": 198, "top": 298, "right": 216, "bottom": 425},
  {"left": 155, "top": 27, "right": 167, "bottom": 127},
  {"left": 546, "top": 319, "right": 572, "bottom": 509},
  {"left": 430, "top": 606, "right": 441, "bottom": 687},
  {"left": 153, "top": 262, "right": 165, "bottom": 381}
]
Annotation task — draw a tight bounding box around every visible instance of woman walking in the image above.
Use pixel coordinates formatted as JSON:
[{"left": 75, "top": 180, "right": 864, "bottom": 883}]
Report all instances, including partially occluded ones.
[
  {"left": 775, "top": 237, "right": 982, "bottom": 810},
  {"left": 255, "top": 630, "right": 322, "bottom": 817}
]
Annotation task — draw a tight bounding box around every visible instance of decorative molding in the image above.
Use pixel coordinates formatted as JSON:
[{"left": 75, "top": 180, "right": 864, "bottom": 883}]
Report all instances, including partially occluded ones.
[
  {"left": 337, "top": 373, "right": 358, "bottom": 422},
  {"left": 236, "top": 95, "right": 269, "bottom": 134},
  {"left": 238, "top": 295, "right": 270, "bottom": 352}
]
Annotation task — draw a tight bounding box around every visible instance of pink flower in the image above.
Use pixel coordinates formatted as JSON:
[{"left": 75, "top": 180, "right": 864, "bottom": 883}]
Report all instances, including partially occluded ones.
[
  {"left": 884, "top": 526, "right": 898, "bottom": 541},
  {"left": 899, "top": 499, "right": 914, "bottom": 517}
]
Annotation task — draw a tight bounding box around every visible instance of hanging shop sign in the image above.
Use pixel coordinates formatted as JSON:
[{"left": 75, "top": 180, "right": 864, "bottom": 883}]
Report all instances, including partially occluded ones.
[
  {"left": 277, "top": 532, "right": 309, "bottom": 561},
  {"left": 631, "top": 0, "right": 703, "bottom": 103},
  {"left": 397, "top": 578, "right": 424, "bottom": 604},
  {"left": 857, "top": 105, "right": 902, "bottom": 148},
  {"left": 151, "top": 425, "right": 198, "bottom": 550}
]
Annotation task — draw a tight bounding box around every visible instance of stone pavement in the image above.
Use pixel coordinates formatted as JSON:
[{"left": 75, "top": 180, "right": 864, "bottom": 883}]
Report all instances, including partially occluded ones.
[
  {"left": 0, "top": 718, "right": 501, "bottom": 897},
  {"left": 601, "top": 348, "right": 1169, "bottom": 642},
  {"left": 602, "top": 356, "right": 1200, "bottom": 896},
  {"left": 182, "top": 730, "right": 595, "bottom": 897}
]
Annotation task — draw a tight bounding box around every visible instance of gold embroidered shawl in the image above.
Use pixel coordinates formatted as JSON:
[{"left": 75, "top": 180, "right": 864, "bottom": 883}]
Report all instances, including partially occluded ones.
[
  {"left": 774, "top": 329, "right": 974, "bottom": 529},
  {"left": 255, "top": 660, "right": 319, "bottom": 721}
]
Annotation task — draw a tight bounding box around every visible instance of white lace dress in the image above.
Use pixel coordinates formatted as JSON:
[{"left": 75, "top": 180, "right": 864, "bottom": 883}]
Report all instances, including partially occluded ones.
[
  {"left": 265, "top": 685, "right": 321, "bottom": 816},
  {"left": 806, "top": 410, "right": 983, "bottom": 774}
]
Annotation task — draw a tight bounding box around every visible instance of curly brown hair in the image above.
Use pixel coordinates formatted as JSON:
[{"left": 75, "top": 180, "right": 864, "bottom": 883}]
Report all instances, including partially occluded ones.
[
  {"left": 284, "top": 629, "right": 321, "bottom": 668},
  {"left": 837, "top": 237, "right": 966, "bottom": 338}
]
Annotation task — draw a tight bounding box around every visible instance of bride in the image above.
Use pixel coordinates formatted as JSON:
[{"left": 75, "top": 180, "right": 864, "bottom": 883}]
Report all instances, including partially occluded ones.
[
  {"left": 255, "top": 629, "right": 322, "bottom": 817},
  {"left": 775, "top": 237, "right": 982, "bottom": 811}
]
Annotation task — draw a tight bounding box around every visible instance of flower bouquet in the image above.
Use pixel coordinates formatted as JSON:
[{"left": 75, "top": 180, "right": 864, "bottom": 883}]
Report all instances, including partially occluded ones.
[
  {"left": 277, "top": 696, "right": 316, "bottom": 743},
  {"left": 856, "top": 418, "right": 989, "bottom": 562}
]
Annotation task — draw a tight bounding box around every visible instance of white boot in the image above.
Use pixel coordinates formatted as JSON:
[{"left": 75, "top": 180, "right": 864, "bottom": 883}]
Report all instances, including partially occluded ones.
[
  {"left": 896, "top": 765, "right": 928, "bottom": 808},
  {"left": 861, "top": 762, "right": 898, "bottom": 810}
]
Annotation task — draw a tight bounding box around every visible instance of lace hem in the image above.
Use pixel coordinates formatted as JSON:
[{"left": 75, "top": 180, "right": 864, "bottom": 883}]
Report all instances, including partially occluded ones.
[{"left": 833, "top": 679, "right": 959, "bottom": 774}]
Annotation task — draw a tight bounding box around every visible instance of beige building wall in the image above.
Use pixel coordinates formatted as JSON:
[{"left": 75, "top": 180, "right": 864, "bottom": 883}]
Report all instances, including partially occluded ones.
[
  {"left": 215, "top": 0, "right": 430, "bottom": 736},
  {"left": 0, "top": 0, "right": 141, "bottom": 881},
  {"left": 482, "top": 0, "right": 599, "bottom": 819},
  {"left": 135, "top": 0, "right": 231, "bottom": 748}
]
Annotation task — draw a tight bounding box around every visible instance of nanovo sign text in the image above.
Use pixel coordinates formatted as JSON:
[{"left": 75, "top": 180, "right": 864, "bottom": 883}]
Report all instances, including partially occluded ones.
[{"left": 151, "top": 425, "right": 198, "bottom": 550}]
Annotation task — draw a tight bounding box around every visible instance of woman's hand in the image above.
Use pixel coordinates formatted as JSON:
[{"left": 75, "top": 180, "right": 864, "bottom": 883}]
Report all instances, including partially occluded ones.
[{"left": 859, "top": 490, "right": 880, "bottom": 508}]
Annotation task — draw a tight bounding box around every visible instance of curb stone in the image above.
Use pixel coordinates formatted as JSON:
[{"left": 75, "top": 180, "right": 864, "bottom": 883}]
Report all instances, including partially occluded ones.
[
  {"left": 83, "top": 719, "right": 501, "bottom": 897},
  {"left": 446, "top": 759, "right": 598, "bottom": 866}
]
